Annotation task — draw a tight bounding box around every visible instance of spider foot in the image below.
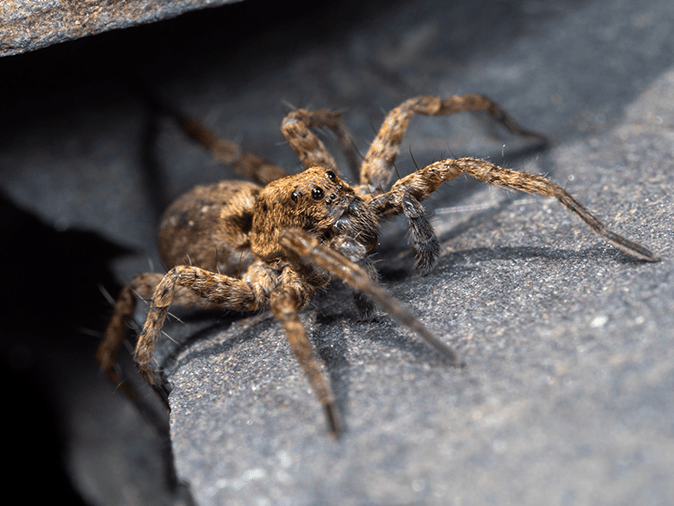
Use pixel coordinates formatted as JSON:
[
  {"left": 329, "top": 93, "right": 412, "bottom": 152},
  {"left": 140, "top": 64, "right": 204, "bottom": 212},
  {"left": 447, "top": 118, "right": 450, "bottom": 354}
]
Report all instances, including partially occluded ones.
[
  {"left": 138, "top": 362, "right": 173, "bottom": 409},
  {"left": 354, "top": 291, "right": 376, "bottom": 319},
  {"left": 414, "top": 246, "right": 440, "bottom": 276},
  {"left": 324, "top": 402, "right": 344, "bottom": 439},
  {"left": 153, "top": 378, "right": 174, "bottom": 409}
]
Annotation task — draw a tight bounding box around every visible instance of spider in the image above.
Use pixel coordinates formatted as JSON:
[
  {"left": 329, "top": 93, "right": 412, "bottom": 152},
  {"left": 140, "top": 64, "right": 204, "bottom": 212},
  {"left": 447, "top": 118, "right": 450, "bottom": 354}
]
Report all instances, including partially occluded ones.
[{"left": 97, "top": 94, "right": 658, "bottom": 437}]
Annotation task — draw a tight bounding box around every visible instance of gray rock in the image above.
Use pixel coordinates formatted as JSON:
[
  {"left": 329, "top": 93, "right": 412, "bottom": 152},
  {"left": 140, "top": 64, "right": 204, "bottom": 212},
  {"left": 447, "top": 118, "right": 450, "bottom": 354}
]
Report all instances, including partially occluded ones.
[
  {"left": 1, "top": 0, "right": 673, "bottom": 505},
  {"left": 0, "top": 0, "right": 241, "bottom": 57}
]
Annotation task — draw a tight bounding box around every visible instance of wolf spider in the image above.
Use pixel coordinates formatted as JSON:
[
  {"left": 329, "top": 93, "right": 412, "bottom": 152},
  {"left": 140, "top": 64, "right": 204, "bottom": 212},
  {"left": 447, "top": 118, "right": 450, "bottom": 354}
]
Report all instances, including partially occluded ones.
[{"left": 97, "top": 94, "right": 658, "bottom": 436}]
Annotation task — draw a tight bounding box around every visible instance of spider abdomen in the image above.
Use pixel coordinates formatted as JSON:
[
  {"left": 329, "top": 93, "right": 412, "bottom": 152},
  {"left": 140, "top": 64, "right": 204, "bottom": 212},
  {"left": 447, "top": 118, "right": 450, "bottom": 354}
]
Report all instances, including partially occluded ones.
[{"left": 157, "top": 179, "right": 260, "bottom": 276}]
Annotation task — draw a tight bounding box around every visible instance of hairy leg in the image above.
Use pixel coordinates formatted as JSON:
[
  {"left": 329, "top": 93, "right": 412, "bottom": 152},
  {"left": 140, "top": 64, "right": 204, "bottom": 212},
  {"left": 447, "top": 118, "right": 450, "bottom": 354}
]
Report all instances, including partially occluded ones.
[
  {"left": 134, "top": 265, "right": 268, "bottom": 405},
  {"left": 279, "top": 228, "right": 462, "bottom": 366},
  {"left": 327, "top": 235, "right": 380, "bottom": 317},
  {"left": 360, "top": 94, "right": 547, "bottom": 190},
  {"left": 97, "top": 273, "right": 166, "bottom": 404},
  {"left": 177, "top": 115, "right": 288, "bottom": 185},
  {"left": 97, "top": 272, "right": 230, "bottom": 413},
  {"left": 401, "top": 193, "right": 441, "bottom": 274},
  {"left": 281, "top": 108, "right": 360, "bottom": 180},
  {"left": 268, "top": 276, "right": 342, "bottom": 436},
  {"left": 373, "top": 157, "right": 659, "bottom": 262}
]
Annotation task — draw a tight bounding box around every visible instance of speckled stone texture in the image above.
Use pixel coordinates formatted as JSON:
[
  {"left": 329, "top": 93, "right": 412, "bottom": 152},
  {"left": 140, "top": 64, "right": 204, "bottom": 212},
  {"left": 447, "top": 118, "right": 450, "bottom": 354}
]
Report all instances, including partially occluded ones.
[
  {"left": 1, "top": 0, "right": 672, "bottom": 505},
  {"left": 0, "top": 0, "right": 240, "bottom": 57}
]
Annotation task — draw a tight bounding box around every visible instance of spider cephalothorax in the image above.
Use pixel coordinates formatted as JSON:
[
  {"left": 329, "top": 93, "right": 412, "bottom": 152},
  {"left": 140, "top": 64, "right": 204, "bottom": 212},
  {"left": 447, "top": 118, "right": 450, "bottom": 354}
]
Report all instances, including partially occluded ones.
[
  {"left": 250, "top": 166, "right": 378, "bottom": 262},
  {"left": 98, "top": 94, "right": 658, "bottom": 437}
]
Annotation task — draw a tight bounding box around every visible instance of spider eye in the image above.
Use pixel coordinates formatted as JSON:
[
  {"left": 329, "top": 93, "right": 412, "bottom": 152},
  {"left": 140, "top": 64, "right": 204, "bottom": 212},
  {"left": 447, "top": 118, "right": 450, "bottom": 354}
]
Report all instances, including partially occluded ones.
[
  {"left": 311, "top": 187, "right": 324, "bottom": 200},
  {"left": 291, "top": 190, "right": 299, "bottom": 203},
  {"left": 326, "top": 171, "right": 336, "bottom": 182}
]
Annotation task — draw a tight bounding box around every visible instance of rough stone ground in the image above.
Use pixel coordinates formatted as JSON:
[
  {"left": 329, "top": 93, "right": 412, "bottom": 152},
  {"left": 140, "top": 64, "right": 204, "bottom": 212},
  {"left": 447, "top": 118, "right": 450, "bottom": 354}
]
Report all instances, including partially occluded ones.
[
  {"left": 0, "top": 0, "right": 239, "bottom": 57},
  {"left": 1, "top": 1, "right": 672, "bottom": 505}
]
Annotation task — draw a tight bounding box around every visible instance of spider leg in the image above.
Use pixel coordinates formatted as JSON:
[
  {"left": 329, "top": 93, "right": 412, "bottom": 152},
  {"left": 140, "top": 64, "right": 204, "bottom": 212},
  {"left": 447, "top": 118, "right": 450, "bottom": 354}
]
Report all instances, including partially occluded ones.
[
  {"left": 326, "top": 235, "right": 379, "bottom": 317},
  {"left": 133, "top": 265, "right": 265, "bottom": 406},
  {"left": 268, "top": 278, "right": 342, "bottom": 437},
  {"left": 373, "top": 157, "right": 659, "bottom": 262},
  {"left": 97, "top": 273, "right": 160, "bottom": 409},
  {"left": 360, "top": 94, "right": 548, "bottom": 190},
  {"left": 97, "top": 272, "right": 218, "bottom": 419},
  {"left": 176, "top": 114, "right": 288, "bottom": 185},
  {"left": 279, "top": 228, "right": 462, "bottom": 366},
  {"left": 401, "top": 193, "right": 441, "bottom": 274},
  {"left": 281, "top": 109, "right": 360, "bottom": 180}
]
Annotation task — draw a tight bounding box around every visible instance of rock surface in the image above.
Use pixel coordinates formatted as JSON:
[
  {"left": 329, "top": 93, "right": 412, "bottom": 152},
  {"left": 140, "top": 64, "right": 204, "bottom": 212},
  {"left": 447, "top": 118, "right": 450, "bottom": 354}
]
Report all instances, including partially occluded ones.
[
  {"left": 0, "top": 0, "right": 240, "bottom": 57},
  {"left": 1, "top": 0, "right": 672, "bottom": 505}
]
